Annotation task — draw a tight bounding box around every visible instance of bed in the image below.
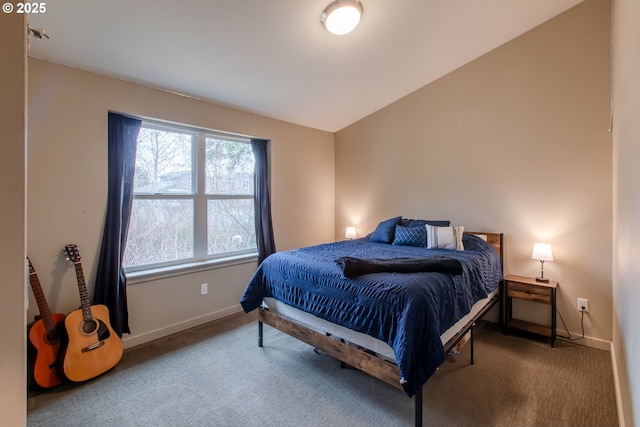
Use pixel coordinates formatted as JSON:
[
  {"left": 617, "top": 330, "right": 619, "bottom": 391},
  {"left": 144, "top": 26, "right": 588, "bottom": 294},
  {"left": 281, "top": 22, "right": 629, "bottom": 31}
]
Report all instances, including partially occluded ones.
[{"left": 241, "top": 219, "right": 503, "bottom": 426}]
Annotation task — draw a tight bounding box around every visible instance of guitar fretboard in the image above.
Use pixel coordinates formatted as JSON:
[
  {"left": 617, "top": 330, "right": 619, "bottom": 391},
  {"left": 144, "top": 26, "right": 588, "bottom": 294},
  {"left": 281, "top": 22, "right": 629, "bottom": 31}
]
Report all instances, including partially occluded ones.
[
  {"left": 73, "top": 262, "right": 93, "bottom": 322},
  {"left": 27, "top": 258, "right": 55, "bottom": 333}
]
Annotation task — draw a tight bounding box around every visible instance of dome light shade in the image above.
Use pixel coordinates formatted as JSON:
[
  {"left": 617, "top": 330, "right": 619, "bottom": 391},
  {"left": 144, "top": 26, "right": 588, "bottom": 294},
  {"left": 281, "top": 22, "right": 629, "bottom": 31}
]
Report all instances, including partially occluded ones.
[{"left": 321, "top": 0, "right": 363, "bottom": 35}]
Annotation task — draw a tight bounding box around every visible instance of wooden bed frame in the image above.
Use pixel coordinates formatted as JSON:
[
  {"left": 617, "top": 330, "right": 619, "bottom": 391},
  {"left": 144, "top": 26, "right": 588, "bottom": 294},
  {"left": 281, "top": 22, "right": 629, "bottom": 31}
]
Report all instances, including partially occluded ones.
[{"left": 256, "top": 232, "right": 504, "bottom": 427}]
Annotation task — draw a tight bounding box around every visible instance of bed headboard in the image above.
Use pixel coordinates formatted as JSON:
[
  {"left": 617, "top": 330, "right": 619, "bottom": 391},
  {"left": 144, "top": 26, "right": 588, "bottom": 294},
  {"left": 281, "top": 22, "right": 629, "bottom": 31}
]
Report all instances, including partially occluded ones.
[{"left": 465, "top": 231, "right": 504, "bottom": 271}]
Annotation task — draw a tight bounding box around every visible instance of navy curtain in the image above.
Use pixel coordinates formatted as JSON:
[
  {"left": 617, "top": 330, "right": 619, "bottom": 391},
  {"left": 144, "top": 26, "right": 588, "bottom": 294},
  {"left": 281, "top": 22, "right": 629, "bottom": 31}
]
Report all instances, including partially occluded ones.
[
  {"left": 251, "top": 139, "right": 276, "bottom": 263},
  {"left": 94, "top": 112, "right": 141, "bottom": 337}
]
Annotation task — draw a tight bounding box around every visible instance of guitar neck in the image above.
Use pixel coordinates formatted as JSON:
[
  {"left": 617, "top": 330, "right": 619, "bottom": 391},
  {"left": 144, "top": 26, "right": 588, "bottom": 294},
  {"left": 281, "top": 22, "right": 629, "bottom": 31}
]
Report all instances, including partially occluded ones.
[
  {"left": 73, "top": 262, "right": 93, "bottom": 322},
  {"left": 27, "top": 259, "right": 55, "bottom": 333}
]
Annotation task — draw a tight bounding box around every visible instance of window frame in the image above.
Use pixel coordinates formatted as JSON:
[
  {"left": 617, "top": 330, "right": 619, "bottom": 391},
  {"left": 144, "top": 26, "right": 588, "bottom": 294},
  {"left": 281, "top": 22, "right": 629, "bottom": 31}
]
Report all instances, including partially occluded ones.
[{"left": 124, "top": 119, "right": 258, "bottom": 279}]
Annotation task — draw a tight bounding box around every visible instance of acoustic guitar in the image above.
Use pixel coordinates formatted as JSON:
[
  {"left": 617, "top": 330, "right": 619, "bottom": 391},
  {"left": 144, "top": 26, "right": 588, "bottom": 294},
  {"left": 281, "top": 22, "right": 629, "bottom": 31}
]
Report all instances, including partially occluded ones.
[
  {"left": 61, "top": 244, "right": 123, "bottom": 382},
  {"left": 26, "top": 257, "right": 66, "bottom": 388}
]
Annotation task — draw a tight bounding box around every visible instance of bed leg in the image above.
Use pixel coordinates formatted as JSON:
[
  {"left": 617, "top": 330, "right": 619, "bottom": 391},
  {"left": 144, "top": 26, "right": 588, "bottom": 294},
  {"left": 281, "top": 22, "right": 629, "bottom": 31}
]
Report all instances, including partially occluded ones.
[
  {"left": 258, "top": 320, "right": 263, "bottom": 348},
  {"left": 415, "top": 386, "right": 423, "bottom": 427},
  {"left": 470, "top": 322, "right": 475, "bottom": 365},
  {"left": 340, "top": 338, "right": 347, "bottom": 369}
]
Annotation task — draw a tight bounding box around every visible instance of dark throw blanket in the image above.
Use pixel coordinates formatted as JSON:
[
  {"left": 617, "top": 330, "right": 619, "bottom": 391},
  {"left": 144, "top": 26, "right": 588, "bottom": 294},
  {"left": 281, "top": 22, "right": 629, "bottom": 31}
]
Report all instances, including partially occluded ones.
[{"left": 335, "top": 256, "right": 463, "bottom": 278}]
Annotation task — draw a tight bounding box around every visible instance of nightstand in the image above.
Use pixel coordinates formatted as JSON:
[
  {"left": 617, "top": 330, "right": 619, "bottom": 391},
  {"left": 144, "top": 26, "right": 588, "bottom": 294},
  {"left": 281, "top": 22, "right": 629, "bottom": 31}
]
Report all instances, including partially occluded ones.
[{"left": 502, "top": 275, "right": 558, "bottom": 347}]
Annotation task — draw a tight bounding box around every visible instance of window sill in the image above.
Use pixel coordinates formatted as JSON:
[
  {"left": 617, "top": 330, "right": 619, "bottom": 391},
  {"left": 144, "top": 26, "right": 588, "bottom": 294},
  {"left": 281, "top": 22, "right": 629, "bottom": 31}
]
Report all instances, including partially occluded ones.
[{"left": 126, "top": 253, "right": 259, "bottom": 285}]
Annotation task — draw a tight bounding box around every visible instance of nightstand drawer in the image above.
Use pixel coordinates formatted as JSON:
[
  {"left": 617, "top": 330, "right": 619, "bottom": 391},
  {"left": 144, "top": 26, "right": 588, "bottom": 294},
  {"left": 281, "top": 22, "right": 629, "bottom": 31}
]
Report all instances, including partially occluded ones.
[{"left": 506, "top": 281, "right": 552, "bottom": 304}]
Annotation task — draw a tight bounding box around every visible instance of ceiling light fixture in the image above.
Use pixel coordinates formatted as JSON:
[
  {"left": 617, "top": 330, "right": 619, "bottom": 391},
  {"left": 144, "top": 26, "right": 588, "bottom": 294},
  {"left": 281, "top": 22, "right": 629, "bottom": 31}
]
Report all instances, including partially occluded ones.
[{"left": 321, "top": 0, "right": 364, "bottom": 36}]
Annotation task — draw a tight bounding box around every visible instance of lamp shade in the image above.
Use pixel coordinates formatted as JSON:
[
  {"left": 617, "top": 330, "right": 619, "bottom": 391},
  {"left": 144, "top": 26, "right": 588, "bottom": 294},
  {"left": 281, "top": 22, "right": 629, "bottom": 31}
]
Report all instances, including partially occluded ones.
[
  {"left": 345, "top": 226, "right": 357, "bottom": 239},
  {"left": 531, "top": 243, "right": 553, "bottom": 261},
  {"left": 321, "top": 0, "right": 363, "bottom": 35}
]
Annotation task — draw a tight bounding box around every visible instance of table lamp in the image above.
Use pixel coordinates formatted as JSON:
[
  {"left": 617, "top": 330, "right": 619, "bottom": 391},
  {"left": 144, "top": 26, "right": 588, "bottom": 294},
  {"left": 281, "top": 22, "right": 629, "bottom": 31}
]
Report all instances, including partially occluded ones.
[
  {"left": 531, "top": 243, "right": 553, "bottom": 283},
  {"left": 345, "top": 226, "right": 357, "bottom": 240}
]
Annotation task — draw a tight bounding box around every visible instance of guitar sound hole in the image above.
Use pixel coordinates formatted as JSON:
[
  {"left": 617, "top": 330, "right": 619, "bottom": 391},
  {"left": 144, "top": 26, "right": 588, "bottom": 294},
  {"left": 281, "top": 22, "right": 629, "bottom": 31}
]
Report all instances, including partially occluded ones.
[
  {"left": 46, "top": 329, "right": 60, "bottom": 344},
  {"left": 82, "top": 319, "right": 98, "bottom": 334}
]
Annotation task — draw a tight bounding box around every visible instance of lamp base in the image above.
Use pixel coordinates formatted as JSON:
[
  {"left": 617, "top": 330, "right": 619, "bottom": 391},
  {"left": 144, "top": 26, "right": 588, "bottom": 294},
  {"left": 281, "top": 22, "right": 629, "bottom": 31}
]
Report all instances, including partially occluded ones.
[{"left": 535, "top": 276, "right": 550, "bottom": 283}]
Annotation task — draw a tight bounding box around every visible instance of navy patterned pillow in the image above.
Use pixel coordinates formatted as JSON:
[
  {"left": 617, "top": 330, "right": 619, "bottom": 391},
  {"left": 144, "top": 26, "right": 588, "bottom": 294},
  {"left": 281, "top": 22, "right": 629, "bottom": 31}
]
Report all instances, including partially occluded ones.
[{"left": 392, "top": 224, "right": 427, "bottom": 247}]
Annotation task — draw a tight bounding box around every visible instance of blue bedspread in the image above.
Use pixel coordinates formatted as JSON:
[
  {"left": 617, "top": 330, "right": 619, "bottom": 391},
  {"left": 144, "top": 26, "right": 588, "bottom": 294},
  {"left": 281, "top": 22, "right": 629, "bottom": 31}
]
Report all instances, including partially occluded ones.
[{"left": 240, "top": 233, "right": 502, "bottom": 396}]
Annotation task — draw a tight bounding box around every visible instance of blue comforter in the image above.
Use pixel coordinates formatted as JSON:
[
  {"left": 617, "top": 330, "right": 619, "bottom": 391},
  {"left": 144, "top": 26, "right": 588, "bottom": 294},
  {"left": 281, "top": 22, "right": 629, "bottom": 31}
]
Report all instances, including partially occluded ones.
[{"left": 240, "top": 233, "right": 502, "bottom": 396}]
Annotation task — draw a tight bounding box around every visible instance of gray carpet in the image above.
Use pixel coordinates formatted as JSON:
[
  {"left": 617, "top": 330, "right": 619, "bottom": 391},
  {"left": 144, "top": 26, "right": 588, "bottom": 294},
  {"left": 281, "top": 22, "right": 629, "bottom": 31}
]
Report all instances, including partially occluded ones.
[{"left": 27, "top": 312, "right": 618, "bottom": 427}]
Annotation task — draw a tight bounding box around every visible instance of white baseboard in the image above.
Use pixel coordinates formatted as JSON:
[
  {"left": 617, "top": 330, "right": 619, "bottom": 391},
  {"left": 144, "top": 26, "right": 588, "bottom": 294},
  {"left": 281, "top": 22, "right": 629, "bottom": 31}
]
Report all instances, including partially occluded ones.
[
  {"left": 609, "top": 342, "right": 626, "bottom": 427},
  {"left": 555, "top": 330, "right": 611, "bottom": 351},
  {"left": 121, "top": 304, "right": 244, "bottom": 349}
]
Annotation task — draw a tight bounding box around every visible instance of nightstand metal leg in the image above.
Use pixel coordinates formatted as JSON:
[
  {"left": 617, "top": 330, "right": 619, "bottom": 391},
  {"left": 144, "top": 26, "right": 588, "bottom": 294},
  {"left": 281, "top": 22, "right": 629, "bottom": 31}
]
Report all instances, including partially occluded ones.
[
  {"left": 470, "top": 322, "right": 475, "bottom": 365},
  {"left": 500, "top": 279, "right": 505, "bottom": 331},
  {"left": 551, "top": 287, "right": 557, "bottom": 348}
]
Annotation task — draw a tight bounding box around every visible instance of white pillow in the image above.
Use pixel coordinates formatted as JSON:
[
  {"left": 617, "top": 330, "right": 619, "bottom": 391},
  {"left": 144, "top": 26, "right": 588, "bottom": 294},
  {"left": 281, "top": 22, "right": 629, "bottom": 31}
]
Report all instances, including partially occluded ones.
[{"left": 426, "top": 225, "right": 465, "bottom": 250}]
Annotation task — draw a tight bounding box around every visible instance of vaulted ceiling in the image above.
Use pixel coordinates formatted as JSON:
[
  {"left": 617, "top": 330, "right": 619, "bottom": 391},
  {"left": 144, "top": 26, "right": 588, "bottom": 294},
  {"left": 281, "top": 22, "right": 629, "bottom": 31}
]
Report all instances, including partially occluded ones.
[{"left": 28, "top": 0, "right": 584, "bottom": 132}]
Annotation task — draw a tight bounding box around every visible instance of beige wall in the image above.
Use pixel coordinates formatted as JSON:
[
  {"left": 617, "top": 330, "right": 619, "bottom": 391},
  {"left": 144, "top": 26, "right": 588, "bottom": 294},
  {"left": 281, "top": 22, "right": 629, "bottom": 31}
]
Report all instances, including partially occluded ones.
[
  {"left": 336, "top": 0, "right": 612, "bottom": 346},
  {"left": 19, "top": 1, "right": 638, "bottom": 425},
  {"left": 0, "top": 13, "right": 27, "bottom": 427},
  {"left": 612, "top": 0, "right": 640, "bottom": 424},
  {"left": 27, "top": 59, "right": 335, "bottom": 348}
]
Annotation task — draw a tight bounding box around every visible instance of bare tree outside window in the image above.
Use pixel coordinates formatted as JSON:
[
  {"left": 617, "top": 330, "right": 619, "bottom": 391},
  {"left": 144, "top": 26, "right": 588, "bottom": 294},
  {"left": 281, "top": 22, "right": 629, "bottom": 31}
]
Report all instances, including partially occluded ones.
[
  {"left": 206, "top": 138, "right": 256, "bottom": 256},
  {"left": 134, "top": 127, "right": 193, "bottom": 194},
  {"left": 124, "top": 122, "right": 257, "bottom": 271}
]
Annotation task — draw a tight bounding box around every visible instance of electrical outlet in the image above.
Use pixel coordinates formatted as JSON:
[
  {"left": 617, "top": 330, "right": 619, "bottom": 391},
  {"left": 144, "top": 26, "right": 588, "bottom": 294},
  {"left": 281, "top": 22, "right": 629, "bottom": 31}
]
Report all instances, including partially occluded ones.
[
  {"left": 577, "top": 298, "right": 589, "bottom": 312},
  {"left": 200, "top": 283, "right": 208, "bottom": 296}
]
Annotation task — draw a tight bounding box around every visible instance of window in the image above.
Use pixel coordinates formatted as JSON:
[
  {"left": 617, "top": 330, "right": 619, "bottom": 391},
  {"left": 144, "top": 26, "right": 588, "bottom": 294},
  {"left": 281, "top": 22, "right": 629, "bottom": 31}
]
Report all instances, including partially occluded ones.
[{"left": 124, "top": 121, "right": 257, "bottom": 272}]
